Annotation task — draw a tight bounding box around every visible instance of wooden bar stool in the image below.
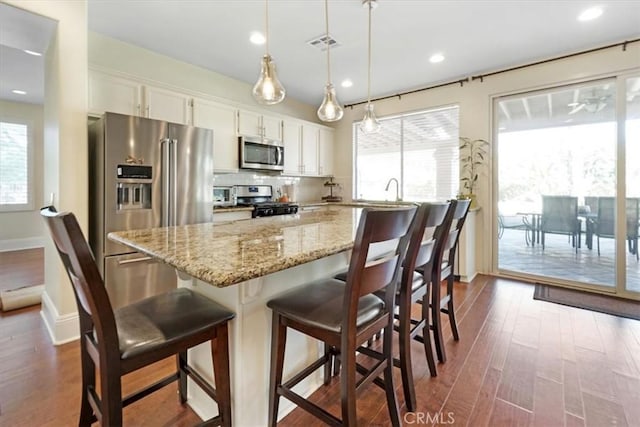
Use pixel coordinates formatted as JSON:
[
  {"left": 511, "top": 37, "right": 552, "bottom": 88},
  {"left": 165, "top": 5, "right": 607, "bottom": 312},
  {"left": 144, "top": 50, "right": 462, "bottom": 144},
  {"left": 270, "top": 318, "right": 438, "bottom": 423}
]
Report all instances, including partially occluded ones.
[
  {"left": 428, "top": 199, "right": 471, "bottom": 364},
  {"left": 337, "top": 203, "right": 449, "bottom": 411},
  {"left": 266, "top": 206, "right": 416, "bottom": 426},
  {"left": 41, "top": 206, "right": 234, "bottom": 427}
]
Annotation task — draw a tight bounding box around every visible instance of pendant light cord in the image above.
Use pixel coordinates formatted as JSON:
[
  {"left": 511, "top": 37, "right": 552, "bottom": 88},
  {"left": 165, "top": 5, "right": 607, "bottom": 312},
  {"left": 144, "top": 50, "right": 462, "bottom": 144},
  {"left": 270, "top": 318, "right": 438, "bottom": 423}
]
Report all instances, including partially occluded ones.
[
  {"left": 366, "top": 0, "right": 372, "bottom": 105},
  {"left": 325, "top": 0, "right": 331, "bottom": 84},
  {"left": 265, "top": 0, "right": 270, "bottom": 54}
]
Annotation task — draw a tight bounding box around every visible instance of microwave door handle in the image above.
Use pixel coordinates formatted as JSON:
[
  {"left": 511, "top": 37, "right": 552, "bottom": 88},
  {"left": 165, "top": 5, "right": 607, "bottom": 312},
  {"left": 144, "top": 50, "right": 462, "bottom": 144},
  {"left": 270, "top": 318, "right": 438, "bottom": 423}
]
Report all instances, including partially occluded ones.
[{"left": 276, "top": 146, "right": 283, "bottom": 166}]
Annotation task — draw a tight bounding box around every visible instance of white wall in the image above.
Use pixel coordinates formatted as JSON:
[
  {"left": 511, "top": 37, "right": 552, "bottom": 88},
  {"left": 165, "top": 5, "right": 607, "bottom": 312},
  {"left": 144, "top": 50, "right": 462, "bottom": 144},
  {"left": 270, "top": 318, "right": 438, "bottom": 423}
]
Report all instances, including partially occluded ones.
[
  {"left": 332, "top": 43, "right": 640, "bottom": 275},
  {"left": 4, "top": 0, "right": 88, "bottom": 344},
  {"left": 0, "top": 100, "right": 44, "bottom": 250},
  {"left": 88, "top": 32, "right": 320, "bottom": 123}
]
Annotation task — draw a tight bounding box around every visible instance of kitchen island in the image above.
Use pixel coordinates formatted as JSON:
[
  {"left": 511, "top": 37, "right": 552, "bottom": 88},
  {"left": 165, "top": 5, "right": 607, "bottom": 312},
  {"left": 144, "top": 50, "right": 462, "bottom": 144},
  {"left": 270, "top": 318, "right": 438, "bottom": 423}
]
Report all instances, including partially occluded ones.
[{"left": 109, "top": 205, "right": 368, "bottom": 426}]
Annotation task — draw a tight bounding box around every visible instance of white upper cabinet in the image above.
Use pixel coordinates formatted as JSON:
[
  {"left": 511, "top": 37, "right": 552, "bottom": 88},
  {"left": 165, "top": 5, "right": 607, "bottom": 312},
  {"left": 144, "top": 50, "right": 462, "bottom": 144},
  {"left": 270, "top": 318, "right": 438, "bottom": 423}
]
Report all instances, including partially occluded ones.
[
  {"left": 318, "top": 128, "right": 334, "bottom": 176},
  {"left": 144, "top": 85, "right": 192, "bottom": 125},
  {"left": 89, "top": 71, "right": 142, "bottom": 117},
  {"left": 262, "top": 115, "right": 283, "bottom": 140},
  {"left": 300, "top": 123, "right": 319, "bottom": 176},
  {"left": 282, "top": 121, "right": 301, "bottom": 175},
  {"left": 89, "top": 70, "right": 192, "bottom": 124},
  {"left": 192, "top": 98, "right": 238, "bottom": 172},
  {"left": 237, "top": 109, "right": 282, "bottom": 140}
]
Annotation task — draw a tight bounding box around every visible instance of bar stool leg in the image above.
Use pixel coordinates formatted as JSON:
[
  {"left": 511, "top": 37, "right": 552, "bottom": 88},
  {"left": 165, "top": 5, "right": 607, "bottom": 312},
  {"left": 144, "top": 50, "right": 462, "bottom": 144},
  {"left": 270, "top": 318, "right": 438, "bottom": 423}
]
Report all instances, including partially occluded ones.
[
  {"left": 447, "top": 275, "right": 459, "bottom": 341},
  {"left": 268, "top": 313, "right": 287, "bottom": 427},
  {"left": 421, "top": 289, "right": 437, "bottom": 377},
  {"left": 177, "top": 350, "right": 188, "bottom": 404},
  {"left": 398, "top": 291, "right": 417, "bottom": 411},
  {"left": 382, "top": 322, "right": 401, "bottom": 427},
  {"left": 212, "top": 324, "right": 232, "bottom": 427}
]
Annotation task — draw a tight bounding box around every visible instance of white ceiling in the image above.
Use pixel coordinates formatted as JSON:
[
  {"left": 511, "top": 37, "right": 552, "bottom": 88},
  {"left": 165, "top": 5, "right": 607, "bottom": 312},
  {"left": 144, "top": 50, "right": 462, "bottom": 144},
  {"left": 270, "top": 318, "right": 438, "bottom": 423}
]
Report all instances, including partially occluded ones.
[
  {"left": 1, "top": 1, "right": 639, "bottom": 108},
  {"left": 86, "top": 0, "right": 640, "bottom": 106},
  {"left": 0, "top": 3, "right": 56, "bottom": 104}
]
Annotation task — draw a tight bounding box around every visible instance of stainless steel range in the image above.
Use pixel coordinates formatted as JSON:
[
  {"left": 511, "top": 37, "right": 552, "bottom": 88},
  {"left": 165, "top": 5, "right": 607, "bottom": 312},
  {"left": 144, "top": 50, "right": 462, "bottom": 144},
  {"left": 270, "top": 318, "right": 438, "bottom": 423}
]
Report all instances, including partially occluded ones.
[{"left": 236, "top": 185, "right": 299, "bottom": 218}]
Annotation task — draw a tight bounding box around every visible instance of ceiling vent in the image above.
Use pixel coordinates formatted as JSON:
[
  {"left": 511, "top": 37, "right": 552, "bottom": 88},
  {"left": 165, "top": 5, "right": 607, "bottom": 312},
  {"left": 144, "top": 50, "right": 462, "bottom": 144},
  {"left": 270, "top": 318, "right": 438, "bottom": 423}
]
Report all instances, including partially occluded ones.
[{"left": 307, "top": 34, "right": 340, "bottom": 51}]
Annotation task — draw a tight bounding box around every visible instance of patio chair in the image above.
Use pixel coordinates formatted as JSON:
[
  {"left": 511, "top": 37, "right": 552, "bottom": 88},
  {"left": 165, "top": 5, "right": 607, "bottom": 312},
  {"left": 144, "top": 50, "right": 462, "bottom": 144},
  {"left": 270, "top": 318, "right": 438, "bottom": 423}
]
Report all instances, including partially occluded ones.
[
  {"left": 498, "top": 213, "right": 534, "bottom": 245},
  {"left": 593, "top": 197, "right": 640, "bottom": 260},
  {"left": 584, "top": 196, "right": 599, "bottom": 213},
  {"left": 540, "top": 196, "right": 581, "bottom": 253}
]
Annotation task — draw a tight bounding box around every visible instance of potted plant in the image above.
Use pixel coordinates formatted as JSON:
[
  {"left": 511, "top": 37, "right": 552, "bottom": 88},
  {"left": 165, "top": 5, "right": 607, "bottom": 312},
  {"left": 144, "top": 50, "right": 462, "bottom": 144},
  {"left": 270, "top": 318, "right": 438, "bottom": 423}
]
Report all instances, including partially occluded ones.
[{"left": 459, "top": 137, "right": 489, "bottom": 208}]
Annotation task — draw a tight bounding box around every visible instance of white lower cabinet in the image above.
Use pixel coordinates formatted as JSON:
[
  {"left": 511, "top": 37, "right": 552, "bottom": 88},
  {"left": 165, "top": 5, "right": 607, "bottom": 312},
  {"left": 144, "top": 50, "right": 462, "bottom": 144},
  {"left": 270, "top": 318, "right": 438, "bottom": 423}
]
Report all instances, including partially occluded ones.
[
  {"left": 192, "top": 99, "right": 238, "bottom": 172},
  {"left": 212, "top": 210, "right": 252, "bottom": 223}
]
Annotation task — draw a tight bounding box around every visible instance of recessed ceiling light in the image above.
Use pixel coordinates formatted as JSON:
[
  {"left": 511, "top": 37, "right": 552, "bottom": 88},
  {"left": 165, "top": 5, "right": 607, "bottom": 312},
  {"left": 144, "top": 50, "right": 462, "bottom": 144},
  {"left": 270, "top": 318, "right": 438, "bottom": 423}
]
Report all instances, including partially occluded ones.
[
  {"left": 23, "top": 49, "right": 42, "bottom": 56},
  {"left": 578, "top": 7, "right": 603, "bottom": 21},
  {"left": 250, "top": 32, "right": 266, "bottom": 45},
  {"left": 12, "top": 90, "right": 27, "bottom": 95},
  {"left": 341, "top": 79, "right": 353, "bottom": 88},
  {"left": 429, "top": 53, "right": 445, "bottom": 64}
]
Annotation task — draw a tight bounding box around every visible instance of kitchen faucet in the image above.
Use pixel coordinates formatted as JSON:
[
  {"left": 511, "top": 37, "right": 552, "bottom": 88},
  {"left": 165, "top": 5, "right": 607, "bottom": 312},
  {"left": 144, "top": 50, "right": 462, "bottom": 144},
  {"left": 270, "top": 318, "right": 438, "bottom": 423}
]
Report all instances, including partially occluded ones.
[{"left": 384, "top": 177, "right": 401, "bottom": 202}]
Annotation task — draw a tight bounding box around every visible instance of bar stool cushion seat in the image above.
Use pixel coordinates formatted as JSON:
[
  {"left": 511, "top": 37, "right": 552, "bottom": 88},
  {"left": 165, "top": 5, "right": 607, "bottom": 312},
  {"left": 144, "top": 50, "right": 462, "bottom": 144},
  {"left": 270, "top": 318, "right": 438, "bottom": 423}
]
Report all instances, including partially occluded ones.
[
  {"left": 267, "top": 278, "right": 384, "bottom": 333},
  {"left": 115, "top": 288, "right": 235, "bottom": 359}
]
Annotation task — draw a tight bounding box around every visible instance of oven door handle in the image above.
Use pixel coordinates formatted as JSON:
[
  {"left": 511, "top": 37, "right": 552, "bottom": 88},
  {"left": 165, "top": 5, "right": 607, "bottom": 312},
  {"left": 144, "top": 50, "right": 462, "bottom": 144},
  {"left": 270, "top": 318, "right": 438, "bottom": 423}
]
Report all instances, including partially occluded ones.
[{"left": 118, "top": 256, "right": 153, "bottom": 265}]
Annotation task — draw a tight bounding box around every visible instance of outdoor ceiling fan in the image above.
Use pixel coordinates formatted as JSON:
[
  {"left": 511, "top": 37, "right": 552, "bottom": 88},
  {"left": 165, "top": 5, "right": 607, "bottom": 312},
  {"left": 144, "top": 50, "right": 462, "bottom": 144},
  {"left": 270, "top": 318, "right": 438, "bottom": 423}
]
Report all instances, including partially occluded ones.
[{"left": 567, "top": 93, "right": 611, "bottom": 114}]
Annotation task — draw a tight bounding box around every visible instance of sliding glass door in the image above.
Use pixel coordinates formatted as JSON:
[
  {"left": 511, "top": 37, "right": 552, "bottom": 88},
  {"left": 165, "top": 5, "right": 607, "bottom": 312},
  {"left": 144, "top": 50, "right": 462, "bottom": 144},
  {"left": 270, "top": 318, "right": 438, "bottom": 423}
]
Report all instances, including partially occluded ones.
[
  {"left": 495, "top": 75, "right": 640, "bottom": 298},
  {"left": 625, "top": 75, "right": 640, "bottom": 296}
]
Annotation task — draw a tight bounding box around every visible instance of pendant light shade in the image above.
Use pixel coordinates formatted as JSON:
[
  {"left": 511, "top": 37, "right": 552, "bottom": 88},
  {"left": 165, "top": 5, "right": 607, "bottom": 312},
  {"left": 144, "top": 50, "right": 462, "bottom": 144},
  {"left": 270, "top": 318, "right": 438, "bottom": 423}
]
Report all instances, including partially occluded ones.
[
  {"left": 253, "top": 54, "right": 286, "bottom": 105},
  {"left": 253, "top": 0, "right": 286, "bottom": 105},
  {"left": 360, "top": 0, "right": 380, "bottom": 134},
  {"left": 317, "top": 0, "right": 344, "bottom": 122},
  {"left": 360, "top": 103, "right": 380, "bottom": 133},
  {"left": 318, "top": 83, "right": 344, "bottom": 122}
]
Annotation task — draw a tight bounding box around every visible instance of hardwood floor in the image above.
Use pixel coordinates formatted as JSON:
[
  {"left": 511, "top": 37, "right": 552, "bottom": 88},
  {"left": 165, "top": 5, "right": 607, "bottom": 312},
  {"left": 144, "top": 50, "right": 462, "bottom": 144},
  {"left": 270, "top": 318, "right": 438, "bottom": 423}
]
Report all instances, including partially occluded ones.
[
  {"left": 1, "top": 250, "right": 639, "bottom": 426},
  {"left": 0, "top": 248, "right": 44, "bottom": 291}
]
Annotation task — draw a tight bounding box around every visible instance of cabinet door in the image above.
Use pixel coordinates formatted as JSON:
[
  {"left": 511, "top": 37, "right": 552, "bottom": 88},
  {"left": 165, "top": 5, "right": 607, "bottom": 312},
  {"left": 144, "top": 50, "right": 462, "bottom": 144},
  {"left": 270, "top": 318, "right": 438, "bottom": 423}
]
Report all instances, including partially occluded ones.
[
  {"left": 318, "top": 128, "right": 334, "bottom": 176},
  {"left": 193, "top": 99, "right": 238, "bottom": 172},
  {"left": 88, "top": 71, "right": 142, "bottom": 116},
  {"left": 237, "top": 110, "right": 263, "bottom": 137},
  {"left": 262, "top": 115, "right": 283, "bottom": 141},
  {"left": 282, "top": 121, "right": 301, "bottom": 175},
  {"left": 301, "top": 123, "right": 319, "bottom": 176},
  {"left": 144, "top": 85, "right": 191, "bottom": 125}
]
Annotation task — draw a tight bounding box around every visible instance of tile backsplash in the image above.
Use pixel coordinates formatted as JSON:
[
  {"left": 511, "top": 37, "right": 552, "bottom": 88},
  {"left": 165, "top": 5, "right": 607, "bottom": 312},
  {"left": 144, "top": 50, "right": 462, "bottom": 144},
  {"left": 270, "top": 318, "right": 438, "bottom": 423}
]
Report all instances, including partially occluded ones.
[{"left": 214, "top": 173, "right": 338, "bottom": 203}]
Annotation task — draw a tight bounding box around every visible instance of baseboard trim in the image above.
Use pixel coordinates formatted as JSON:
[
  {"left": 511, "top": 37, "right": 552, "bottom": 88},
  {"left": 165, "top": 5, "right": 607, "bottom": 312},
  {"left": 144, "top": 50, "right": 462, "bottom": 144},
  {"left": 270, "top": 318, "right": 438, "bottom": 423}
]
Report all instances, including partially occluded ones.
[
  {"left": 40, "top": 290, "right": 79, "bottom": 345},
  {"left": 0, "top": 237, "right": 44, "bottom": 252}
]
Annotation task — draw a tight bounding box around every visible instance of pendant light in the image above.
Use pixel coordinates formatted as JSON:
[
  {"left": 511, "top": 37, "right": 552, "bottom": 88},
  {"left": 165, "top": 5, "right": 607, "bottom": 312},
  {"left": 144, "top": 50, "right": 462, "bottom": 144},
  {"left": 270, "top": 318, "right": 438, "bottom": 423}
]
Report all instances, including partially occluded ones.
[
  {"left": 317, "top": 0, "right": 344, "bottom": 122},
  {"left": 253, "top": 0, "right": 286, "bottom": 105},
  {"left": 360, "top": 0, "right": 380, "bottom": 133}
]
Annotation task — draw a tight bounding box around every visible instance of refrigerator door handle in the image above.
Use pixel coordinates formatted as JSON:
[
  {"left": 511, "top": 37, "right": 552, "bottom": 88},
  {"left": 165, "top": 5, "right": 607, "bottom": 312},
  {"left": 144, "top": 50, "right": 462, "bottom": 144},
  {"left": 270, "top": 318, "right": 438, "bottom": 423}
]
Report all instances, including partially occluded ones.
[
  {"left": 161, "top": 138, "right": 171, "bottom": 226},
  {"left": 118, "top": 256, "right": 153, "bottom": 265},
  {"left": 171, "top": 138, "right": 178, "bottom": 226}
]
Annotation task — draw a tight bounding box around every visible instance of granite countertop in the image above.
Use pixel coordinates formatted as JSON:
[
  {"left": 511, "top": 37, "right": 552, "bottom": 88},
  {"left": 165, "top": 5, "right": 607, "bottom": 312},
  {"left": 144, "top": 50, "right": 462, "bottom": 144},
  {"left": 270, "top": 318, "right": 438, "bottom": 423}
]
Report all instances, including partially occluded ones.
[{"left": 109, "top": 205, "right": 364, "bottom": 288}]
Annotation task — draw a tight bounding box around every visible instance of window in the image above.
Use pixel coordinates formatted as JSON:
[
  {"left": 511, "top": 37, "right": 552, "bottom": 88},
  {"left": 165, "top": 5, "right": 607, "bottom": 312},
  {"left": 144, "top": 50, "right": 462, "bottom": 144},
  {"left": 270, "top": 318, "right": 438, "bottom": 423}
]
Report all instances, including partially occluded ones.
[
  {"left": 354, "top": 106, "right": 459, "bottom": 202},
  {"left": 0, "top": 120, "right": 33, "bottom": 211}
]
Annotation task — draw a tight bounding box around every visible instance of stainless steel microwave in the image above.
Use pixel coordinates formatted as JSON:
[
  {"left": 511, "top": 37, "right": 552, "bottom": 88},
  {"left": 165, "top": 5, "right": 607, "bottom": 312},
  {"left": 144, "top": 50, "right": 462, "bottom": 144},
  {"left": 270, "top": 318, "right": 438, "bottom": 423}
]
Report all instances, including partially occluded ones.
[
  {"left": 213, "top": 186, "right": 237, "bottom": 207},
  {"left": 239, "top": 135, "right": 284, "bottom": 171}
]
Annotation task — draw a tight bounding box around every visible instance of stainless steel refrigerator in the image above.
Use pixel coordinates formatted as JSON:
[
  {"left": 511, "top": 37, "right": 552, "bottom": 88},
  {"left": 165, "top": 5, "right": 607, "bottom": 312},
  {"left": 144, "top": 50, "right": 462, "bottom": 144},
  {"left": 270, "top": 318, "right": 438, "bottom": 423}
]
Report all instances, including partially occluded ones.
[{"left": 89, "top": 112, "right": 214, "bottom": 308}]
